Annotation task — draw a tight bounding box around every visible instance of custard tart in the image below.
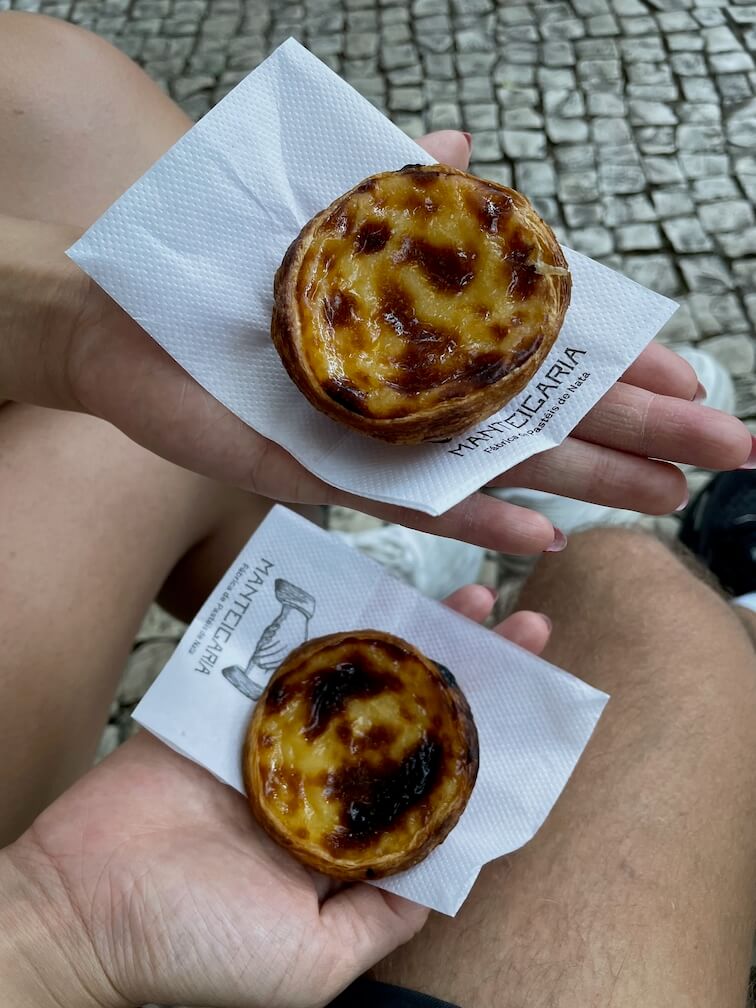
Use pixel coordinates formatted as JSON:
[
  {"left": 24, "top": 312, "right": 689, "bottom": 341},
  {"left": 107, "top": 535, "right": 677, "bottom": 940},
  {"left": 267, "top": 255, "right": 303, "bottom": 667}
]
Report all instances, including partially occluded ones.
[
  {"left": 271, "top": 163, "right": 571, "bottom": 444},
  {"left": 243, "top": 629, "right": 478, "bottom": 880}
]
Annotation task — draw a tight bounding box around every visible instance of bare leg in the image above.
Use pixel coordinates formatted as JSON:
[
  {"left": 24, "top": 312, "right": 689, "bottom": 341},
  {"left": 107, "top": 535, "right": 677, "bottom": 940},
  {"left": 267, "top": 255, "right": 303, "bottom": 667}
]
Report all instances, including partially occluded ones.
[
  {"left": 375, "top": 528, "right": 756, "bottom": 1007},
  {"left": 0, "top": 14, "right": 279, "bottom": 840}
]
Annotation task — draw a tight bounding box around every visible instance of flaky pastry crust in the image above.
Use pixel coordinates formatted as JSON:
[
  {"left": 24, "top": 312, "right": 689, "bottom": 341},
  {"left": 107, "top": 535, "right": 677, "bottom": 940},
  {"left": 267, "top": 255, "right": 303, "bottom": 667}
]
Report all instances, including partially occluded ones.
[
  {"left": 243, "top": 630, "right": 478, "bottom": 880},
  {"left": 271, "top": 164, "right": 571, "bottom": 444}
]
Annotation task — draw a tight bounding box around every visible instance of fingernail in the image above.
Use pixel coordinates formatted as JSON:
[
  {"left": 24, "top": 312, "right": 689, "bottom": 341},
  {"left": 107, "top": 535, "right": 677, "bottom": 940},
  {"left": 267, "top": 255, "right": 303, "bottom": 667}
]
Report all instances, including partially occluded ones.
[
  {"left": 675, "top": 492, "right": 689, "bottom": 512},
  {"left": 694, "top": 382, "right": 707, "bottom": 403},
  {"left": 739, "top": 435, "right": 756, "bottom": 470},
  {"left": 540, "top": 613, "right": 552, "bottom": 632},
  {"left": 544, "top": 528, "right": 568, "bottom": 553},
  {"left": 461, "top": 131, "right": 472, "bottom": 151},
  {"left": 484, "top": 585, "right": 498, "bottom": 603}
]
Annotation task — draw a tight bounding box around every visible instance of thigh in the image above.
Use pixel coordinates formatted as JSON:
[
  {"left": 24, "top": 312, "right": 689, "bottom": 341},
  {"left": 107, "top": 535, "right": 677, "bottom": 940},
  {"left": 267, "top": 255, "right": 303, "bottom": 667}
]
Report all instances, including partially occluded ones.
[
  {"left": 375, "top": 530, "right": 756, "bottom": 1007},
  {"left": 0, "top": 11, "right": 189, "bottom": 225},
  {"left": 0, "top": 13, "right": 256, "bottom": 838}
]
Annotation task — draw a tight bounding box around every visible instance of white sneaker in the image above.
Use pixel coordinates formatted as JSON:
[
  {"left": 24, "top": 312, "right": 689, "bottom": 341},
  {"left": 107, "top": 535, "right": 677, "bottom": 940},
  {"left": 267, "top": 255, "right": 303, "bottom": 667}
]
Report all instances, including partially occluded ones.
[
  {"left": 675, "top": 344, "right": 735, "bottom": 415},
  {"left": 487, "top": 345, "right": 735, "bottom": 537},
  {"left": 335, "top": 525, "right": 485, "bottom": 599}
]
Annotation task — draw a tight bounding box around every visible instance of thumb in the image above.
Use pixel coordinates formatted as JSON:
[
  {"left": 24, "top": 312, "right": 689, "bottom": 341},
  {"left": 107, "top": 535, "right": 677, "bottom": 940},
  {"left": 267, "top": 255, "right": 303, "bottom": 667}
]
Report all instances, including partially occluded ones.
[
  {"left": 320, "top": 884, "right": 429, "bottom": 983},
  {"left": 417, "top": 130, "right": 472, "bottom": 170}
]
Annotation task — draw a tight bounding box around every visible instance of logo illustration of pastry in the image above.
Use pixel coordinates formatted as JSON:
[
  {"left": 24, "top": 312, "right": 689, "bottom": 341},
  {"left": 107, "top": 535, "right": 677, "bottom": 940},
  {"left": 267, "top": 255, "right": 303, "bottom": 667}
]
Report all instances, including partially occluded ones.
[{"left": 222, "top": 578, "right": 316, "bottom": 700}]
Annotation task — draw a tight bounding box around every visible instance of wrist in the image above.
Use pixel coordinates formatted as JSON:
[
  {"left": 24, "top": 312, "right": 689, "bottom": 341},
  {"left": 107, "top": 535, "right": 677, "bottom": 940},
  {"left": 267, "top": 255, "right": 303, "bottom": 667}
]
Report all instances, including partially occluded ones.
[
  {"left": 0, "top": 844, "right": 125, "bottom": 1008},
  {"left": 0, "top": 215, "right": 89, "bottom": 409}
]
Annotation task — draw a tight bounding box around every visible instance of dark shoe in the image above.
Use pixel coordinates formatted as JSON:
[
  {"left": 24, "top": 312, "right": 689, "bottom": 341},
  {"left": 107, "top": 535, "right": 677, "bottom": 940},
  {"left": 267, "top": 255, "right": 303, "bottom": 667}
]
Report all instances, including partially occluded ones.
[{"left": 679, "top": 470, "right": 756, "bottom": 596}]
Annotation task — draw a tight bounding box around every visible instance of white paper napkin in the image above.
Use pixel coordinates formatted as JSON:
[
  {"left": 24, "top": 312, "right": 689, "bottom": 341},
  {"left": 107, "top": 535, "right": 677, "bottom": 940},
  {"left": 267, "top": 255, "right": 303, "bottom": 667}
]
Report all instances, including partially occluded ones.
[
  {"left": 68, "top": 38, "right": 677, "bottom": 517},
  {"left": 134, "top": 506, "right": 608, "bottom": 915}
]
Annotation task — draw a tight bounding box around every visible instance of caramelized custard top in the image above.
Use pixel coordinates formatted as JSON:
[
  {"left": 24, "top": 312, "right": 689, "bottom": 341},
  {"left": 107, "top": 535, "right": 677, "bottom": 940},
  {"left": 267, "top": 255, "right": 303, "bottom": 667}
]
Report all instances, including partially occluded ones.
[
  {"left": 252, "top": 633, "right": 473, "bottom": 865},
  {"left": 295, "top": 165, "right": 566, "bottom": 420}
]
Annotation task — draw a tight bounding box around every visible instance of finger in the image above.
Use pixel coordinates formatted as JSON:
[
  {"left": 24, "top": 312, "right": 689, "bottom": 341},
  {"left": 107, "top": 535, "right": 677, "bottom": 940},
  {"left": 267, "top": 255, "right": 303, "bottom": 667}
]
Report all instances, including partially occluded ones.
[
  {"left": 321, "top": 885, "right": 429, "bottom": 987},
  {"left": 75, "top": 300, "right": 560, "bottom": 554},
  {"left": 490, "top": 437, "right": 689, "bottom": 514},
  {"left": 417, "top": 130, "right": 471, "bottom": 170},
  {"left": 492, "top": 611, "right": 552, "bottom": 656},
  {"left": 330, "top": 486, "right": 563, "bottom": 556},
  {"left": 442, "top": 584, "right": 496, "bottom": 623},
  {"left": 620, "top": 342, "right": 700, "bottom": 400},
  {"left": 573, "top": 383, "right": 752, "bottom": 470}
]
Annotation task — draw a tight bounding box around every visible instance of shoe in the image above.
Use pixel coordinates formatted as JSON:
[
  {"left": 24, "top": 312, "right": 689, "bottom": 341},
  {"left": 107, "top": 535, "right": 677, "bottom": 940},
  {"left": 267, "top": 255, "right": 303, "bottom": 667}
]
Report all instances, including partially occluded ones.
[
  {"left": 675, "top": 344, "right": 735, "bottom": 416},
  {"left": 335, "top": 525, "right": 485, "bottom": 599},
  {"left": 679, "top": 470, "right": 756, "bottom": 596},
  {"left": 487, "top": 345, "right": 736, "bottom": 537}
]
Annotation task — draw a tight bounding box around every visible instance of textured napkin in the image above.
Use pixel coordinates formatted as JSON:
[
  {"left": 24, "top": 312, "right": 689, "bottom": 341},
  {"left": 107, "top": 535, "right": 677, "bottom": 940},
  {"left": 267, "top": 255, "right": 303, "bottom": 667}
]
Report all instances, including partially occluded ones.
[
  {"left": 134, "top": 506, "right": 609, "bottom": 915},
  {"left": 68, "top": 38, "right": 677, "bottom": 516}
]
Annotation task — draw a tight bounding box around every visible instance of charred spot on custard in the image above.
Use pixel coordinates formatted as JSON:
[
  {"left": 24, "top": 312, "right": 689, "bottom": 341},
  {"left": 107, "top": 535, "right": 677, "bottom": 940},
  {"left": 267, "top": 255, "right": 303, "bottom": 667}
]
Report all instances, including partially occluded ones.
[
  {"left": 466, "top": 187, "right": 515, "bottom": 234},
  {"left": 322, "top": 289, "right": 358, "bottom": 328},
  {"left": 354, "top": 220, "right": 391, "bottom": 254},
  {"left": 323, "top": 735, "right": 444, "bottom": 851},
  {"left": 322, "top": 376, "right": 369, "bottom": 416},
  {"left": 303, "top": 657, "right": 402, "bottom": 741},
  {"left": 394, "top": 237, "right": 477, "bottom": 293}
]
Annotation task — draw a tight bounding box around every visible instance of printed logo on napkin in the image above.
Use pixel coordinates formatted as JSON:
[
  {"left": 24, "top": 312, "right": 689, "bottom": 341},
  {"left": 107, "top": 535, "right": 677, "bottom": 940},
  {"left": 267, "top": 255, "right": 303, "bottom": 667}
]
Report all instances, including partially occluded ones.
[
  {"left": 134, "top": 506, "right": 608, "bottom": 916},
  {"left": 68, "top": 38, "right": 677, "bottom": 517}
]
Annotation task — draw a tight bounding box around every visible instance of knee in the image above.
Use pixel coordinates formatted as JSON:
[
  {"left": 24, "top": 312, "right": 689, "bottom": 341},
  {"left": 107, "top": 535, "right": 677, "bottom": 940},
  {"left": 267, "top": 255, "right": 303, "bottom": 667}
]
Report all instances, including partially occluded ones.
[
  {"left": 553, "top": 526, "right": 689, "bottom": 590},
  {"left": 0, "top": 12, "right": 129, "bottom": 123},
  {"left": 551, "top": 525, "right": 752, "bottom": 655}
]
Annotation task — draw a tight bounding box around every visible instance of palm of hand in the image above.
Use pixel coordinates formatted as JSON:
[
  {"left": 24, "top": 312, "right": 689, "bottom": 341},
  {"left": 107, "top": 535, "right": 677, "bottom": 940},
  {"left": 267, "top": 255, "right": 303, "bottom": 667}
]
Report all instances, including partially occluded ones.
[
  {"left": 23, "top": 733, "right": 424, "bottom": 1008},
  {"left": 64, "top": 130, "right": 751, "bottom": 557}
]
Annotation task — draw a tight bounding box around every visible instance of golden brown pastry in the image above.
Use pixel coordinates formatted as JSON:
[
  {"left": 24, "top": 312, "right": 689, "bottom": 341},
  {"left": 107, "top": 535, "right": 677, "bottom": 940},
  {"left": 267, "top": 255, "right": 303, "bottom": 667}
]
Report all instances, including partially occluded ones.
[
  {"left": 243, "top": 629, "right": 478, "bottom": 880},
  {"left": 271, "top": 163, "right": 571, "bottom": 444}
]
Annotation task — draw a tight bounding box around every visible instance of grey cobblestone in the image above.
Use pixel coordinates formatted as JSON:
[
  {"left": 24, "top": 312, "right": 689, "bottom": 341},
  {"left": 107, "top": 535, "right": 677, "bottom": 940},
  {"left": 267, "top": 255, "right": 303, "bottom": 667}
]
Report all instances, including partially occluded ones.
[
  {"left": 621, "top": 15, "right": 657, "bottom": 34},
  {"left": 699, "top": 198, "right": 755, "bottom": 232},
  {"left": 547, "top": 116, "right": 590, "bottom": 142},
  {"left": 464, "top": 102, "right": 499, "bottom": 129},
  {"left": 681, "top": 75, "right": 719, "bottom": 101},
  {"left": 502, "top": 128, "right": 546, "bottom": 158},
  {"left": 644, "top": 155, "right": 685, "bottom": 184},
  {"left": 717, "top": 227, "right": 756, "bottom": 256},
  {"left": 503, "top": 106, "right": 543, "bottom": 128},
  {"left": 717, "top": 73, "right": 753, "bottom": 101},
  {"left": 586, "top": 91, "right": 626, "bottom": 116},
  {"left": 662, "top": 215, "right": 714, "bottom": 252},
  {"left": 638, "top": 126, "right": 677, "bottom": 154},
  {"left": 542, "top": 40, "right": 576, "bottom": 65},
  {"left": 471, "top": 129, "right": 504, "bottom": 159},
  {"left": 543, "top": 89, "right": 586, "bottom": 118},
  {"left": 692, "top": 175, "right": 741, "bottom": 200},
  {"left": 563, "top": 201, "right": 603, "bottom": 227},
  {"left": 603, "top": 193, "right": 655, "bottom": 225},
  {"left": 710, "top": 51, "right": 755, "bottom": 73},
  {"left": 679, "top": 254, "right": 735, "bottom": 293},
  {"left": 652, "top": 186, "right": 696, "bottom": 216},
  {"left": 622, "top": 253, "right": 682, "bottom": 296},
  {"left": 616, "top": 221, "right": 664, "bottom": 250},
  {"left": 629, "top": 100, "right": 678, "bottom": 125},
  {"left": 515, "top": 159, "right": 558, "bottom": 195},
  {"left": 680, "top": 103, "right": 721, "bottom": 123},
  {"left": 599, "top": 162, "right": 646, "bottom": 193},
  {"left": 679, "top": 152, "right": 731, "bottom": 178},
  {"left": 555, "top": 143, "right": 596, "bottom": 170}
]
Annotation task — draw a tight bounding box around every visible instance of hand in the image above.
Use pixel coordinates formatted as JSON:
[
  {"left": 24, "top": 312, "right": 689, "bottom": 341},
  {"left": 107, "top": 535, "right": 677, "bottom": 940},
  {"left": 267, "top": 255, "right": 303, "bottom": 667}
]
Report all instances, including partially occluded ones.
[
  {"left": 1, "top": 132, "right": 751, "bottom": 556},
  {"left": 0, "top": 589, "right": 550, "bottom": 1008}
]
